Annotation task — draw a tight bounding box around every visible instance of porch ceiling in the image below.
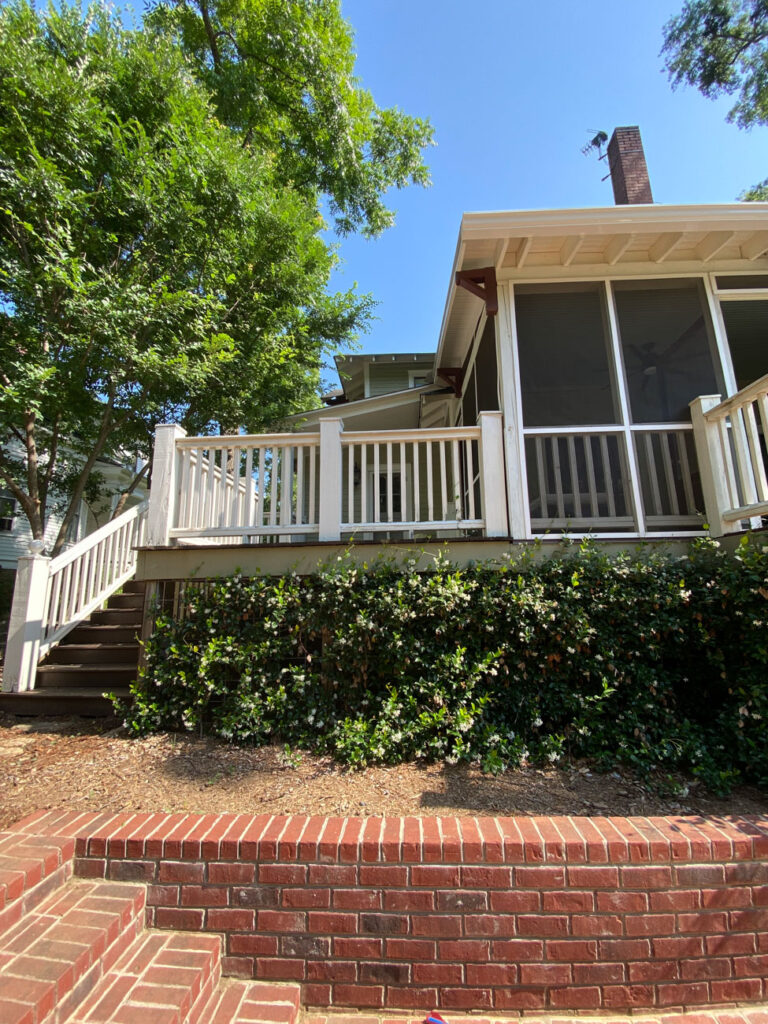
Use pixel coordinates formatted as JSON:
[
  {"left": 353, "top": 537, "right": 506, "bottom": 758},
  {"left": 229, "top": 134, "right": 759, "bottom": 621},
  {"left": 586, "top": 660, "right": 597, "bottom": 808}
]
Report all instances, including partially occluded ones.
[{"left": 438, "top": 202, "right": 768, "bottom": 368}]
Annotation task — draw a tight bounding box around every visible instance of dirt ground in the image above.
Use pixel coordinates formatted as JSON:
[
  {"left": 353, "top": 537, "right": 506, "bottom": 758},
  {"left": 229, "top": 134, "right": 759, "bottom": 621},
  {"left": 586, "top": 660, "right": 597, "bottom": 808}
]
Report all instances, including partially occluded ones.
[{"left": 1, "top": 712, "right": 767, "bottom": 832}]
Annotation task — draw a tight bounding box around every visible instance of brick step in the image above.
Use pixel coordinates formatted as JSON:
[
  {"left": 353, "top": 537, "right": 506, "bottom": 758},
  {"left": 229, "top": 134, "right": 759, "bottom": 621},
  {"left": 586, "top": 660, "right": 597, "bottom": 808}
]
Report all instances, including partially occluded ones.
[
  {"left": 0, "top": 878, "right": 145, "bottom": 1024},
  {"left": 45, "top": 643, "right": 140, "bottom": 666},
  {"left": 0, "top": 688, "right": 130, "bottom": 717},
  {"left": 89, "top": 608, "right": 143, "bottom": 627},
  {"left": 67, "top": 929, "right": 222, "bottom": 1024},
  {"left": 36, "top": 664, "right": 138, "bottom": 689},
  {"left": 106, "top": 593, "right": 144, "bottom": 611},
  {"left": 0, "top": 831, "right": 75, "bottom": 936},
  {"left": 199, "top": 980, "right": 301, "bottom": 1024},
  {"left": 64, "top": 624, "right": 140, "bottom": 645}
]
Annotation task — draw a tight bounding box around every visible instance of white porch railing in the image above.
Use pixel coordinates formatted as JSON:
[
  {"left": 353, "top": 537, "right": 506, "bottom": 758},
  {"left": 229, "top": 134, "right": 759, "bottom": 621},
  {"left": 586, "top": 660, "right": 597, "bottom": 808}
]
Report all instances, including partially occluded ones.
[
  {"left": 3, "top": 501, "right": 148, "bottom": 692},
  {"left": 523, "top": 425, "right": 703, "bottom": 535},
  {"left": 149, "top": 412, "right": 508, "bottom": 546},
  {"left": 690, "top": 373, "right": 768, "bottom": 536}
]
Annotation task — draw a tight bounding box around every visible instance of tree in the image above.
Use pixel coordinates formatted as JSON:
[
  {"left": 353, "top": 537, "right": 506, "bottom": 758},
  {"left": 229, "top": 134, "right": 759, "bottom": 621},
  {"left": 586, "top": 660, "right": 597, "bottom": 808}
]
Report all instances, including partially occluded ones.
[
  {"left": 0, "top": 0, "right": 432, "bottom": 554},
  {"left": 662, "top": 0, "right": 768, "bottom": 197}
]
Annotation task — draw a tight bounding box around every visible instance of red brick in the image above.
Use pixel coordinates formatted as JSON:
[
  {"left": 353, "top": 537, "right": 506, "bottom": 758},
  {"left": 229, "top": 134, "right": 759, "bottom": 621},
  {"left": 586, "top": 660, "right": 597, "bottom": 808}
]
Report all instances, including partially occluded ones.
[
  {"left": 208, "top": 908, "right": 254, "bottom": 930},
  {"left": 629, "top": 960, "right": 679, "bottom": 982},
  {"left": 712, "top": 979, "right": 763, "bottom": 1001},
  {"left": 229, "top": 934, "right": 279, "bottom": 955},
  {"left": 567, "top": 866, "right": 619, "bottom": 888},
  {"left": 258, "top": 910, "right": 306, "bottom": 932},
  {"left": 731, "top": 909, "right": 768, "bottom": 931},
  {"left": 158, "top": 861, "right": 205, "bottom": 884},
  {"left": 260, "top": 864, "right": 307, "bottom": 885},
  {"left": 410, "top": 865, "right": 458, "bottom": 887},
  {"left": 707, "top": 933, "right": 756, "bottom": 955},
  {"left": 654, "top": 936, "right": 705, "bottom": 958},
  {"left": 734, "top": 953, "right": 768, "bottom": 975},
  {"left": 597, "top": 891, "right": 649, "bottom": 912},
  {"left": 573, "top": 914, "right": 622, "bottom": 936},
  {"left": 515, "top": 866, "right": 566, "bottom": 887},
  {"left": 414, "top": 963, "right": 463, "bottom": 985},
  {"left": 517, "top": 914, "right": 568, "bottom": 936},
  {"left": 302, "top": 983, "right": 331, "bottom": 1007},
  {"left": 599, "top": 938, "right": 651, "bottom": 960},
  {"left": 333, "top": 889, "right": 381, "bottom": 910},
  {"left": 334, "top": 937, "right": 383, "bottom": 958},
  {"left": 308, "top": 910, "right": 357, "bottom": 934},
  {"left": 574, "top": 962, "right": 625, "bottom": 984},
  {"left": 383, "top": 890, "right": 433, "bottom": 911},
  {"left": 282, "top": 888, "right": 330, "bottom": 909},
  {"left": 359, "top": 961, "right": 410, "bottom": 984},
  {"left": 548, "top": 985, "right": 601, "bottom": 1008},
  {"left": 232, "top": 886, "right": 278, "bottom": 909},
  {"left": 358, "top": 865, "right": 408, "bottom": 887},
  {"left": 543, "top": 890, "right": 594, "bottom": 912},
  {"left": 438, "top": 940, "right": 489, "bottom": 962},
  {"left": 464, "top": 914, "right": 515, "bottom": 937},
  {"left": 332, "top": 985, "right": 384, "bottom": 1008},
  {"left": 656, "top": 981, "right": 709, "bottom": 1006},
  {"left": 306, "top": 960, "right": 356, "bottom": 982},
  {"left": 681, "top": 956, "right": 731, "bottom": 979},
  {"left": 147, "top": 885, "right": 178, "bottom": 907},
  {"left": 494, "top": 987, "right": 547, "bottom": 1010},
  {"left": 385, "top": 938, "right": 434, "bottom": 960},
  {"left": 650, "top": 890, "right": 700, "bottom": 911},
  {"left": 489, "top": 891, "right": 539, "bottom": 912},
  {"left": 465, "top": 962, "right": 517, "bottom": 985},
  {"left": 221, "top": 956, "right": 253, "bottom": 977},
  {"left": 412, "top": 914, "right": 462, "bottom": 937},
  {"left": 677, "top": 864, "right": 726, "bottom": 885},
  {"left": 307, "top": 864, "right": 354, "bottom": 885},
  {"left": 621, "top": 865, "right": 672, "bottom": 888},
  {"left": 208, "top": 863, "right": 255, "bottom": 884},
  {"left": 546, "top": 939, "right": 598, "bottom": 961},
  {"left": 440, "top": 987, "right": 493, "bottom": 1010},
  {"left": 74, "top": 858, "right": 106, "bottom": 878},
  {"left": 358, "top": 913, "right": 406, "bottom": 935},
  {"left": 678, "top": 911, "right": 730, "bottom": 933},
  {"left": 520, "top": 963, "right": 571, "bottom": 985},
  {"left": 281, "top": 934, "right": 329, "bottom": 958},
  {"left": 701, "top": 886, "right": 752, "bottom": 908},
  {"left": 458, "top": 866, "right": 511, "bottom": 888},
  {"left": 603, "top": 984, "right": 655, "bottom": 1008},
  {"left": 155, "top": 907, "right": 204, "bottom": 929},
  {"left": 385, "top": 987, "right": 438, "bottom": 1009},
  {"left": 625, "top": 913, "right": 676, "bottom": 936},
  {"left": 180, "top": 885, "right": 228, "bottom": 907},
  {"left": 492, "top": 939, "right": 544, "bottom": 961},
  {"left": 436, "top": 889, "right": 487, "bottom": 911},
  {"left": 256, "top": 957, "right": 305, "bottom": 980}
]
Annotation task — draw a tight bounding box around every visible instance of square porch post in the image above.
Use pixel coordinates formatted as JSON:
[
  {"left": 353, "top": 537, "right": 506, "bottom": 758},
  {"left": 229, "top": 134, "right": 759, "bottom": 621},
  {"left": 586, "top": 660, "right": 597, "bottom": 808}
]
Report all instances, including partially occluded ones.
[
  {"left": 146, "top": 423, "right": 187, "bottom": 547},
  {"left": 318, "top": 418, "right": 343, "bottom": 542},
  {"left": 478, "top": 411, "right": 510, "bottom": 537},
  {"left": 3, "top": 546, "right": 51, "bottom": 692}
]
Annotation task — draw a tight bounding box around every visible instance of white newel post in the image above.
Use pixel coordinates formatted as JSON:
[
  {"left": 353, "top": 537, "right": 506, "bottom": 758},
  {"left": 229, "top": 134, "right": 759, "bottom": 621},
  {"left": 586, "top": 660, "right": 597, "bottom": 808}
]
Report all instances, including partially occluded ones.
[
  {"left": 147, "top": 423, "right": 187, "bottom": 546},
  {"left": 3, "top": 545, "right": 51, "bottom": 692},
  {"left": 318, "top": 418, "right": 343, "bottom": 542},
  {"left": 690, "top": 395, "right": 740, "bottom": 538},
  {"left": 478, "top": 411, "right": 510, "bottom": 538}
]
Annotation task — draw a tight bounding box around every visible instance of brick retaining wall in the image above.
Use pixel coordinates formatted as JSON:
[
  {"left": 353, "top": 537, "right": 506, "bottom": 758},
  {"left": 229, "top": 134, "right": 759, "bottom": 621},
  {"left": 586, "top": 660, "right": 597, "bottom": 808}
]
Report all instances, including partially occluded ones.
[{"left": 17, "top": 810, "right": 768, "bottom": 1014}]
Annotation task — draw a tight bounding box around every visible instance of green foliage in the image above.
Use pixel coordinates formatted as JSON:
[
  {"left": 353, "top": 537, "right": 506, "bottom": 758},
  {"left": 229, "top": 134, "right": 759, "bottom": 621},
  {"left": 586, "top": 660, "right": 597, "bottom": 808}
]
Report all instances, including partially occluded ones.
[
  {"left": 662, "top": 0, "right": 768, "bottom": 198},
  {"left": 0, "top": 0, "right": 429, "bottom": 551},
  {"left": 121, "top": 538, "right": 768, "bottom": 794}
]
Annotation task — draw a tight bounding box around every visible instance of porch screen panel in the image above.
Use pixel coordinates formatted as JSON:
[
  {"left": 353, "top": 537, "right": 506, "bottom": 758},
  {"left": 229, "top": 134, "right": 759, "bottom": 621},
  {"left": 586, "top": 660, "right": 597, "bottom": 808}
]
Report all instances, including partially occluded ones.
[
  {"left": 515, "top": 284, "right": 617, "bottom": 427},
  {"left": 613, "top": 280, "right": 720, "bottom": 423},
  {"left": 720, "top": 299, "right": 768, "bottom": 390},
  {"left": 475, "top": 319, "right": 499, "bottom": 412}
]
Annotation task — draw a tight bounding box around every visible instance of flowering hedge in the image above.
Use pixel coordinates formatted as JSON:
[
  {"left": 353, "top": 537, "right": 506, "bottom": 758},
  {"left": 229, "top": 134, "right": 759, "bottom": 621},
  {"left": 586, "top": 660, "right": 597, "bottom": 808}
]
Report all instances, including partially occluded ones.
[{"left": 119, "top": 537, "right": 768, "bottom": 793}]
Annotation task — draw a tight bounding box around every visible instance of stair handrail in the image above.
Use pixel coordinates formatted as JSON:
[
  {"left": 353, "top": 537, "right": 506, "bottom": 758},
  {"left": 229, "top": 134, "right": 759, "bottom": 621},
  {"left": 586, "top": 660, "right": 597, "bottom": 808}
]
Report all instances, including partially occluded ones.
[{"left": 3, "top": 500, "right": 149, "bottom": 693}]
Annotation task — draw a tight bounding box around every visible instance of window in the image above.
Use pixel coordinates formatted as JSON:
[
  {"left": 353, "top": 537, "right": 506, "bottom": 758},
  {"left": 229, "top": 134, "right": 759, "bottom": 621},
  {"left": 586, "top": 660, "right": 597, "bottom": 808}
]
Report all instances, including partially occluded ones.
[
  {"left": 719, "top": 299, "right": 768, "bottom": 390},
  {"left": 515, "top": 283, "right": 617, "bottom": 427},
  {"left": 613, "top": 279, "right": 721, "bottom": 423},
  {"left": 408, "top": 371, "right": 429, "bottom": 389},
  {"left": 0, "top": 492, "right": 17, "bottom": 532}
]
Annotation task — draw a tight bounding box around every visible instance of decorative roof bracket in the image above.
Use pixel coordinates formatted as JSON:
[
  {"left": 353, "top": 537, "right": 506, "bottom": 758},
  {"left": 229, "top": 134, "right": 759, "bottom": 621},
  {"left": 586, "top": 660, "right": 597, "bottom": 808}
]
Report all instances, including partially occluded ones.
[
  {"left": 454, "top": 266, "right": 498, "bottom": 316},
  {"left": 437, "top": 367, "right": 464, "bottom": 397}
]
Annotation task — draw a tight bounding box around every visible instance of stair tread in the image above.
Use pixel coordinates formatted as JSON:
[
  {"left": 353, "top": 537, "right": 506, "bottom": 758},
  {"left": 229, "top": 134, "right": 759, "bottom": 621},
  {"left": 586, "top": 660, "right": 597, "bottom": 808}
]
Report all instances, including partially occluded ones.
[
  {"left": 38, "top": 663, "right": 138, "bottom": 673},
  {"left": 0, "top": 878, "right": 146, "bottom": 1024},
  {"left": 199, "top": 980, "right": 301, "bottom": 1024},
  {"left": 67, "top": 928, "right": 221, "bottom": 1024}
]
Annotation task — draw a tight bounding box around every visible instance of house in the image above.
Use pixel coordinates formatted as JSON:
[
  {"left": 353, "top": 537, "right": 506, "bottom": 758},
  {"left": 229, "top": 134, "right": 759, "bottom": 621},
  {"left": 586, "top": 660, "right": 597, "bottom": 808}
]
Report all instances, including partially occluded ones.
[{"left": 3, "top": 126, "right": 768, "bottom": 702}]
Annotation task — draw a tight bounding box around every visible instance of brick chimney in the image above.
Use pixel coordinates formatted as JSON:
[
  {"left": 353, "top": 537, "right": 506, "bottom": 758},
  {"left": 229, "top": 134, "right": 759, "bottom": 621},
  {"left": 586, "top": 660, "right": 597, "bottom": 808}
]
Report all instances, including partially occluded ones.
[{"left": 607, "top": 126, "right": 653, "bottom": 205}]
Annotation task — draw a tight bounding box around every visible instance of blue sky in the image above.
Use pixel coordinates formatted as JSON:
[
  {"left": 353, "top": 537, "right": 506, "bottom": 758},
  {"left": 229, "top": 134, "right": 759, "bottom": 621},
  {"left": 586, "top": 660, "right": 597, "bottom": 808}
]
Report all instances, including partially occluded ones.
[{"left": 329, "top": 0, "right": 768, "bottom": 364}]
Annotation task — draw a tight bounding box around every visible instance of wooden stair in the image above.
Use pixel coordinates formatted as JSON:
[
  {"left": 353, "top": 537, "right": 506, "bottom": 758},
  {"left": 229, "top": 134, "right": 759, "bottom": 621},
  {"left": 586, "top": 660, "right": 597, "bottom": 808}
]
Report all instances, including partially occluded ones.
[{"left": 0, "top": 582, "right": 144, "bottom": 717}]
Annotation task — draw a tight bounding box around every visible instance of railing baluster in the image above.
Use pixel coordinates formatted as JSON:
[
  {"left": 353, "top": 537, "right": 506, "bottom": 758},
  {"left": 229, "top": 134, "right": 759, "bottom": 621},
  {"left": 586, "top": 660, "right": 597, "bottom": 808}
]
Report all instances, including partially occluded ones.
[
  {"left": 229, "top": 447, "right": 240, "bottom": 527},
  {"left": 535, "top": 437, "right": 548, "bottom": 519},
  {"left": 744, "top": 402, "right": 768, "bottom": 502},
  {"left": 584, "top": 437, "right": 598, "bottom": 518},
  {"left": 413, "top": 441, "right": 421, "bottom": 522},
  {"left": 178, "top": 448, "right": 191, "bottom": 528},
  {"left": 552, "top": 437, "right": 565, "bottom": 519},
  {"left": 296, "top": 446, "right": 305, "bottom": 527},
  {"left": 678, "top": 434, "right": 696, "bottom": 515},
  {"left": 567, "top": 435, "right": 581, "bottom": 518},
  {"left": 426, "top": 441, "right": 434, "bottom": 521},
  {"left": 400, "top": 441, "right": 406, "bottom": 521},
  {"left": 451, "top": 439, "right": 462, "bottom": 520},
  {"left": 439, "top": 441, "right": 448, "bottom": 521},
  {"left": 644, "top": 433, "right": 662, "bottom": 516},
  {"left": 309, "top": 445, "right": 317, "bottom": 525},
  {"left": 465, "top": 438, "right": 475, "bottom": 520},
  {"left": 718, "top": 419, "right": 739, "bottom": 510},
  {"left": 347, "top": 443, "right": 354, "bottom": 525},
  {"left": 244, "top": 448, "right": 254, "bottom": 530},
  {"left": 256, "top": 447, "right": 266, "bottom": 530},
  {"left": 601, "top": 435, "right": 617, "bottom": 518},
  {"left": 269, "top": 446, "right": 279, "bottom": 527},
  {"left": 373, "top": 444, "right": 380, "bottom": 523},
  {"left": 386, "top": 442, "right": 393, "bottom": 523},
  {"left": 660, "top": 433, "right": 680, "bottom": 516},
  {"left": 360, "top": 444, "right": 367, "bottom": 525},
  {"left": 731, "top": 408, "right": 758, "bottom": 507}
]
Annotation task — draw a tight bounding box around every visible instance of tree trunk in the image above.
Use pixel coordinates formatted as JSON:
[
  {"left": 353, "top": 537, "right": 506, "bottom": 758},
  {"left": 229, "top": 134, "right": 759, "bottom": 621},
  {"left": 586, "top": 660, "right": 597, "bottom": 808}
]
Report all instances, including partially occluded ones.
[
  {"left": 111, "top": 462, "right": 149, "bottom": 519},
  {"left": 51, "top": 410, "right": 114, "bottom": 557}
]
